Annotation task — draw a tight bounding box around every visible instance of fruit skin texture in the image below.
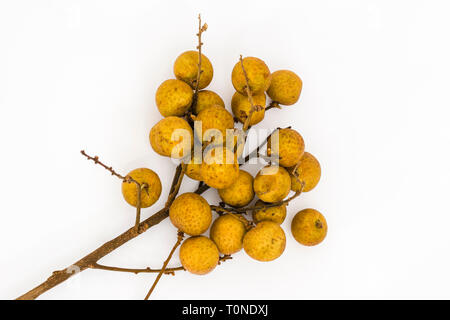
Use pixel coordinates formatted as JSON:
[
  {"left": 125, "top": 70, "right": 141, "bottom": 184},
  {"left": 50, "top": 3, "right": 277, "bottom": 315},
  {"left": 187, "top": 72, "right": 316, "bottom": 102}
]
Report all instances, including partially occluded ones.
[
  {"left": 194, "top": 90, "right": 225, "bottom": 115},
  {"left": 253, "top": 166, "right": 291, "bottom": 203},
  {"left": 185, "top": 154, "right": 203, "bottom": 181},
  {"left": 195, "top": 105, "right": 234, "bottom": 142},
  {"left": 169, "top": 193, "right": 212, "bottom": 236},
  {"left": 179, "top": 236, "right": 219, "bottom": 275},
  {"left": 121, "top": 168, "right": 162, "bottom": 208},
  {"left": 267, "top": 70, "right": 303, "bottom": 105},
  {"left": 289, "top": 152, "right": 321, "bottom": 193},
  {"left": 155, "top": 79, "right": 193, "bottom": 117},
  {"left": 231, "top": 57, "right": 271, "bottom": 95},
  {"left": 252, "top": 200, "right": 287, "bottom": 224},
  {"left": 202, "top": 147, "right": 239, "bottom": 189},
  {"left": 173, "top": 51, "right": 213, "bottom": 90},
  {"left": 150, "top": 116, "right": 193, "bottom": 159},
  {"left": 231, "top": 91, "right": 266, "bottom": 125},
  {"left": 210, "top": 214, "right": 246, "bottom": 255},
  {"left": 267, "top": 128, "right": 305, "bottom": 168},
  {"left": 243, "top": 221, "right": 286, "bottom": 262},
  {"left": 218, "top": 170, "right": 254, "bottom": 207},
  {"left": 291, "top": 208, "right": 327, "bottom": 246}
]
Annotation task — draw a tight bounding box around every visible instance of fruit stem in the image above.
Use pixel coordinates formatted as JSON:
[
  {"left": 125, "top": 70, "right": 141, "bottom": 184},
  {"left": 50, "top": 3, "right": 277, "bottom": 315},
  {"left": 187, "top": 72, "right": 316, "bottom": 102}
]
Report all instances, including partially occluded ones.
[{"left": 144, "top": 230, "right": 184, "bottom": 300}]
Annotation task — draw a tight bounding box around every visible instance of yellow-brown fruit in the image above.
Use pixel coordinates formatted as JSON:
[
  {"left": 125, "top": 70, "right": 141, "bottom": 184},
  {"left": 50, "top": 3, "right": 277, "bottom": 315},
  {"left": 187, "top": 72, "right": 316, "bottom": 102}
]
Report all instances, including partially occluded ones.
[
  {"left": 185, "top": 154, "right": 203, "bottom": 181},
  {"left": 289, "top": 152, "right": 321, "bottom": 192},
  {"left": 231, "top": 91, "right": 266, "bottom": 126},
  {"left": 194, "top": 90, "right": 225, "bottom": 115},
  {"left": 195, "top": 105, "right": 234, "bottom": 143},
  {"left": 291, "top": 208, "right": 327, "bottom": 246},
  {"left": 252, "top": 200, "right": 287, "bottom": 224},
  {"left": 243, "top": 221, "right": 286, "bottom": 262},
  {"left": 155, "top": 79, "right": 193, "bottom": 117},
  {"left": 169, "top": 193, "right": 212, "bottom": 236},
  {"left": 121, "top": 168, "right": 162, "bottom": 208},
  {"left": 231, "top": 57, "right": 271, "bottom": 95},
  {"left": 179, "top": 236, "right": 219, "bottom": 275},
  {"left": 173, "top": 51, "right": 213, "bottom": 90},
  {"left": 210, "top": 214, "right": 246, "bottom": 255},
  {"left": 253, "top": 166, "right": 291, "bottom": 203},
  {"left": 201, "top": 147, "right": 239, "bottom": 189},
  {"left": 267, "top": 70, "right": 303, "bottom": 105},
  {"left": 149, "top": 116, "right": 193, "bottom": 159},
  {"left": 218, "top": 170, "right": 254, "bottom": 207},
  {"left": 267, "top": 128, "right": 305, "bottom": 168}
]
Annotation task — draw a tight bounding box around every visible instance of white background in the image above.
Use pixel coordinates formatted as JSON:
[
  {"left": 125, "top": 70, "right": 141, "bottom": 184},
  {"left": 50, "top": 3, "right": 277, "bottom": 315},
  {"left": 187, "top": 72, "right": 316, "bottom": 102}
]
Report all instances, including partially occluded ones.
[{"left": 1, "top": 0, "right": 450, "bottom": 300}]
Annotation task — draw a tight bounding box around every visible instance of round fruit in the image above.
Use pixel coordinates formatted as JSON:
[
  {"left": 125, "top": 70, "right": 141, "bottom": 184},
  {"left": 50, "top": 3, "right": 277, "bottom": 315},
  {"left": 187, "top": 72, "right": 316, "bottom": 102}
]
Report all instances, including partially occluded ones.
[
  {"left": 291, "top": 208, "right": 327, "bottom": 246},
  {"left": 231, "top": 91, "right": 266, "bottom": 126},
  {"left": 185, "top": 154, "right": 203, "bottom": 181},
  {"left": 253, "top": 165, "right": 291, "bottom": 203},
  {"left": 173, "top": 51, "right": 213, "bottom": 90},
  {"left": 169, "top": 193, "right": 212, "bottom": 236},
  {"left": 149, "top": 116, "right": 193, "bottom": 159},
  {"left": 218, "top": 170, "right": 254, "bottom": 207},
  {"left": 267, "top": 128, "right": 305, "bottom": 167},
  {"left": 195, "top": 105, "right": 234, "bottom": 143},
  {"left": 179, "top": 236, "right": 219, "bottom": 275},
  {"left": 121, "top": 168, "right": 162, "bottom": 208},
  {"left": 252, "top": 200, "right": 287, "bottom": 224},
  {"left": 194, "top": 90, "right": 225, "bottom": 115},
  {"left": 266, "top": 70, "right": 302, "bottom": 105},
  {"left": 231, "top": 57, "right": 271, "bottom": 95},
  {"left": 210, "top": 214, "right": 246, "bottom": 255},
  {"left": 201, "top": 147, "right": 239, "bottom": 189},
  {"left": 155, "top": 79, "right": 193, "bottom": 117},
  {"left": 289, "top": 152, "right": 321, "bottom": 192},
  {"left": 243, "top": 221, "right": 286, "bottom": 262}
]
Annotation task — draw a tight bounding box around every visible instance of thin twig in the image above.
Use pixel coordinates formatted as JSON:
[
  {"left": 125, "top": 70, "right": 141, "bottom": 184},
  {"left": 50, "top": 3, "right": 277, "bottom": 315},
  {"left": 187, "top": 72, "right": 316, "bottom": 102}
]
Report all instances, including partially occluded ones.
[
  {"left": 81, "top": 150, "right": 127, "bottom": 181},
  {"left": 224, "top": 181, "right": 305, "bottom": 214},
  {"left": 90, "top": 255, "right": 232, "bottom": 276},
  {"left": 91, "top": 263, "right": 183, "bottom": 275},
  {"left": 265, "top": 101, "right": 282, "bottom": 111},
  {"left": 210, "top": 206, "right": 254, "bottom": 229},
  {"left": 144, "top": 231, "right": 185, "bottom": 300},
  {"left": 134, "top": 183, "right": 148, "bottom": 231},
  {"left": 164, "top": 164, "right": 186, "bottom": 209}
]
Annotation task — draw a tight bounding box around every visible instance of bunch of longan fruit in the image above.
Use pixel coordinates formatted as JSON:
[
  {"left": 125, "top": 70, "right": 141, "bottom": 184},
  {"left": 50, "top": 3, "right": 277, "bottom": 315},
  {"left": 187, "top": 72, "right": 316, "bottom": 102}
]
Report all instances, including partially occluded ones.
[{"left": 121, "top": 24, "right": 327, "bottom": 279}]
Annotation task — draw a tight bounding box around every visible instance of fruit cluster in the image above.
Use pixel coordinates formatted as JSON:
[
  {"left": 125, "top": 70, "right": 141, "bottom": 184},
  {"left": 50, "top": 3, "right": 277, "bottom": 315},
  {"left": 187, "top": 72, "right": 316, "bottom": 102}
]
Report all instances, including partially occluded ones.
[{"left": 120, "top": 25, "right": 327, "bottom": 277}]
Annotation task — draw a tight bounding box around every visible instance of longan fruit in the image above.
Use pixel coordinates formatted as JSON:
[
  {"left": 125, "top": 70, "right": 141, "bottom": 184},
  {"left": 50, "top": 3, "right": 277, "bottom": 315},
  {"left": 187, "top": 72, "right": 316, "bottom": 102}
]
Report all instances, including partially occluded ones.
[
  {"left": 231, "top": 91, "right": 266, "bottom": 126},
  {"left": 195, "top": 105, "right": 234, "bottom": 143},
  {"left": 267, "top": 128, "right": 305, "bottom": 168},
  {"left": 231, "top": 57, "right": 271, "bottom": 95},
  {"left": 210, "top": 214, "right": 246, "bottom": 255},
  {"left": 266, "top": 70, "right": 302, "bottom": 105},
  {"left": 289, "top": 152, "right": 321, "bottom": 192},
  {"left": 194, "top": 90, "right": 225, "bottom": 115},
  {"left": 253, "top": 165, "right": 291, "bottom": 203},
  {"left": 173, "top": 51, "right": 213, "bottom": 90},
  {"left": 185, "top": 154, "right": 203, "bottom": 181},
  {"left": 179, "top": 236, "right": 219, "bottom": 275},
  {"left": 218, "top": 170, "right": 254, "bottom": 207},
  {"left": 291, "top": 208, "right": 327, "bottom": 246},
  {"left": 149, "top": 116, "right": 193, "bottom": 159},
  {"left": 201, "top": 147, "right": 239, "bottom": 189},
  {"left": 169, "top": 193, "right": 212, "bottom": 236},
  {"left": 121, "top": 168, "right": 162, "bottom": 208},
  {"left": 252, "top": 200, "right": 287, "bottom": 224},
  {"left": 243, "top": 221, "right": 286, "bottom": 262},
  {"left": 155, "top": 79, "right": 193, "bottom": 117}
]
